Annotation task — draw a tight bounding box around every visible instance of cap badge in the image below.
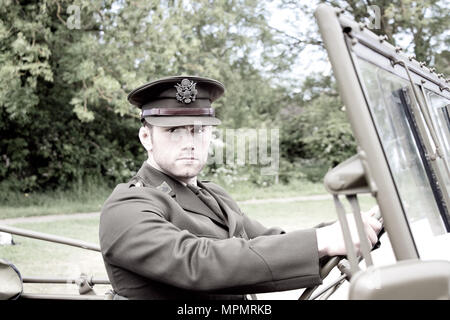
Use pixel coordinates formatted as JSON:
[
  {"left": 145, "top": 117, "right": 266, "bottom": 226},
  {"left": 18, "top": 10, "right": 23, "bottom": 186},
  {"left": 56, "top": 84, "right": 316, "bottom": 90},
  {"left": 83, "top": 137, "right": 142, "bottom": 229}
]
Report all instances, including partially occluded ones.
[{"left": 175, "top": 79, "right": 198, "bottom": 104}]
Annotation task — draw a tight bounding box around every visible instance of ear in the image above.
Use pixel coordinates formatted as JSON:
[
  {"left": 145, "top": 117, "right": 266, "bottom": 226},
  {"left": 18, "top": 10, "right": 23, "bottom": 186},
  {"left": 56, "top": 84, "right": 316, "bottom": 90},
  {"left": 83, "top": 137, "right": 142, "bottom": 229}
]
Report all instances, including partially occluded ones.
[{"left": 139, "top": 126, "right": 153, "bottom": 152}]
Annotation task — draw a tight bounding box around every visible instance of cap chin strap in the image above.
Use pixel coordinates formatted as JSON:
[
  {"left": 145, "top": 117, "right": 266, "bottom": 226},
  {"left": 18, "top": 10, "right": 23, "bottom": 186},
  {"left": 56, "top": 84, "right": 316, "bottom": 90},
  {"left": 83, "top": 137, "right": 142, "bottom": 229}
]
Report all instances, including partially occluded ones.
[{"left": 141, "top": 108, "right": 215, "bottom": 117}]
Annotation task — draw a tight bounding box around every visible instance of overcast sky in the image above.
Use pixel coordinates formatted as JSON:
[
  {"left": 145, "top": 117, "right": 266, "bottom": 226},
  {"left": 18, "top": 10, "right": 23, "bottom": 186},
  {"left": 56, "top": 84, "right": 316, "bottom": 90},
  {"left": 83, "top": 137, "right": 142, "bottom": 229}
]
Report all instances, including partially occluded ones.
[{"left": 266, "top": 0, "right": 332, "bottom": 89}]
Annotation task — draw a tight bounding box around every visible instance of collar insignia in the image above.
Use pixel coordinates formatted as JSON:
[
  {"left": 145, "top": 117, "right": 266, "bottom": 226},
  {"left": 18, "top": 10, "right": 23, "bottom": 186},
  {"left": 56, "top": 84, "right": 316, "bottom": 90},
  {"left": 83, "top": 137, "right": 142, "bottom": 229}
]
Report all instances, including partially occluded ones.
[
  {"left": 175, "top": 79, "right": 197, "bottom": 104},
  {"left": 156, "top": 181, "right": 172, "bottom": 194}
]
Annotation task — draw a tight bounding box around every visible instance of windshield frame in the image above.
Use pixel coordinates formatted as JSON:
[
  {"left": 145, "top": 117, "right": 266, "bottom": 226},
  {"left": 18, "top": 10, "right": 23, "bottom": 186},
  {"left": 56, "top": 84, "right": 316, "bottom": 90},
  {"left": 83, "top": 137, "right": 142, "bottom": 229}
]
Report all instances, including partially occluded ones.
[
  {"left": 350, "top": 42, "right": 450, "bottom": 225},
  {"left": 315, "top": 4, "right": 450, "bottom": 261}
]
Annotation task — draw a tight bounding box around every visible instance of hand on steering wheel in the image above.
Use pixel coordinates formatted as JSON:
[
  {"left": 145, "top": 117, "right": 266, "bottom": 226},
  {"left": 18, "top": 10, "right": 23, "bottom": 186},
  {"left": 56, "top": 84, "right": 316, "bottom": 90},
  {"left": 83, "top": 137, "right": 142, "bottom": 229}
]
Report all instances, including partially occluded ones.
[{"left": 299, "top": 206, "right": 384, "bottom": 300}]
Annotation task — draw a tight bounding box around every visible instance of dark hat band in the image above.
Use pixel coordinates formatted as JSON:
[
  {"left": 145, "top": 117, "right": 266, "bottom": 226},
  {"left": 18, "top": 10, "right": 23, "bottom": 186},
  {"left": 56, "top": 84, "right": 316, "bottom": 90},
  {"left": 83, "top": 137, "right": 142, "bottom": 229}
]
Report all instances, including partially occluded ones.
[
  {"left": 142, "top": 98, "right": 211, "bottom": 109},
  {"left": 142, "top": 108, "right": 215, "bottom": 117}
]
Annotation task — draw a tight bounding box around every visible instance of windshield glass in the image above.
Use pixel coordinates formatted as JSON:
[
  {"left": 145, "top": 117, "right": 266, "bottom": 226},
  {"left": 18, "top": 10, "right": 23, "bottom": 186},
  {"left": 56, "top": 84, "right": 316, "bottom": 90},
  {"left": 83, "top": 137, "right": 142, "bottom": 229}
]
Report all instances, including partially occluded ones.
[
  {"left": 356, "top": 58, "right": 447, "bottom": 242},
  {"left": 423, "top": 90, "right": 450, "bottom": 189},
  {"left": 425, "top": 91, "right": 450, "bottom": 156}
]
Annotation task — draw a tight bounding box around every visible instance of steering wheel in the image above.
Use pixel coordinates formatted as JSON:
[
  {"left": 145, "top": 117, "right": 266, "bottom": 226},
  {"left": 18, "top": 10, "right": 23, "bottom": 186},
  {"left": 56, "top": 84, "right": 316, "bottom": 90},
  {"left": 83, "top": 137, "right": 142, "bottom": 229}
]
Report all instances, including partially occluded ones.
[{"left": 299, "top": 218, "right": 385, "bottom": 300}]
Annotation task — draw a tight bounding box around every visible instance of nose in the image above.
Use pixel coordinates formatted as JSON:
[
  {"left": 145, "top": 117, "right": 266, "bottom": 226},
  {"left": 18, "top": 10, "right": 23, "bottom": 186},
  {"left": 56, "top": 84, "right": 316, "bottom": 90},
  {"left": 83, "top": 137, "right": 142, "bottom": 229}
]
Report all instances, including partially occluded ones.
[
  {"left": 181, "top": 126, "right": 196, "bottom": 149},
  {"left": 171, "top": 126, "right": 205, "bottom": 149},
  {"left": 183, "top": 139, "right": 195, "bottom": 149}
]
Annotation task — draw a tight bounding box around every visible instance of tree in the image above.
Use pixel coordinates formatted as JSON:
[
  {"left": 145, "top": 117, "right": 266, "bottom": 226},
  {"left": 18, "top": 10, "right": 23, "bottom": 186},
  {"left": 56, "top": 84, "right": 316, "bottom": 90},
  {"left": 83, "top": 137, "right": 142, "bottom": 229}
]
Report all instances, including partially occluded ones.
[
  {"left": 0, "top": 0, "right": 296, "bottom": 191},
  {"left": 280, "top": 0, "right": 450, "bottom": 68},
  {"left": 2, "top": 0, "right": 447, "bottom": 191},
  {"left": 279, "top": 74, "right": 356, "bottom": 181}
]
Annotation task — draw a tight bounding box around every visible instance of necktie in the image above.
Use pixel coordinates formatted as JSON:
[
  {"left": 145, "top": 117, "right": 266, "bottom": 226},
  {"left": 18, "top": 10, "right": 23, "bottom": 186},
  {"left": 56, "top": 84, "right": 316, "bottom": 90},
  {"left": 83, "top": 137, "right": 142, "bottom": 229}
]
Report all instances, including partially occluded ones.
[{"left": 187, "top": 184, "right": 227, "bottom": 225}]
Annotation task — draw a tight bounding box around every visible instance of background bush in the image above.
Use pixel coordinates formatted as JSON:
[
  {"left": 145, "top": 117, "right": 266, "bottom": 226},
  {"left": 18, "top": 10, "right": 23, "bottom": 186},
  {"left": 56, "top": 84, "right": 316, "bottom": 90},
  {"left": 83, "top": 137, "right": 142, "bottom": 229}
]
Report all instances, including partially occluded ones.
[{"left": 1, "top": 0, "right": 447, "bottom": 194}]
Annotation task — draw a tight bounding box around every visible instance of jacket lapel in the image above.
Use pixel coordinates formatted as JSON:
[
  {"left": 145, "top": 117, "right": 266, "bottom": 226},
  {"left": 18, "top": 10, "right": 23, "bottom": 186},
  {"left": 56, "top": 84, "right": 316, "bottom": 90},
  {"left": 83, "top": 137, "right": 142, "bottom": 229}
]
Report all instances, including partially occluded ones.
[
  {"left": 198, "top": 181, "right": 239, "bottom": 237},
  {"left": 135, "top": 162, "right": 228, "bottom": 228},
  {"left": 173, "top": 184, "right": 228, "bottom": 228}
]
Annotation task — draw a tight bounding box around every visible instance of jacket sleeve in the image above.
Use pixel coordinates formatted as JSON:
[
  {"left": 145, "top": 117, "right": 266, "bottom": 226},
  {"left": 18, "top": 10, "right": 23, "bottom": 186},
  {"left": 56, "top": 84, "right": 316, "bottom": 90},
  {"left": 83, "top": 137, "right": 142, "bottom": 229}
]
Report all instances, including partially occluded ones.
[
  {"left": 100, "top": 187, "right": 322, "bottom": 294},
  {"left": 242, "top": 213, "right": 286, "bottom": 238}
]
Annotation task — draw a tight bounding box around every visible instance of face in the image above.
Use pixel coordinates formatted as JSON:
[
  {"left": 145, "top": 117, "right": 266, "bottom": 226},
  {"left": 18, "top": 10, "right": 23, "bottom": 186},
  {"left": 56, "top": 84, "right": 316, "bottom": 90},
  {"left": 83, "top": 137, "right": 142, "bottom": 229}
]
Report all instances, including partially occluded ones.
[{"left": 140, "top": 124, "right": 213, "bottom": 183}]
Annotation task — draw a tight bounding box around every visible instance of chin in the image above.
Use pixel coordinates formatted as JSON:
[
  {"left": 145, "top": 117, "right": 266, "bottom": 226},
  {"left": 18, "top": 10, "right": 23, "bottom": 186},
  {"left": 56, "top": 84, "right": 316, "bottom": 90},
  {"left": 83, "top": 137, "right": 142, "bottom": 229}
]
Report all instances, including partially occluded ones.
[
  {"left": 181, "top": 169, "right": 201, "bottom": 178},
  {"left": 177, "top": 165, "right": 203, "bottom": 178}
]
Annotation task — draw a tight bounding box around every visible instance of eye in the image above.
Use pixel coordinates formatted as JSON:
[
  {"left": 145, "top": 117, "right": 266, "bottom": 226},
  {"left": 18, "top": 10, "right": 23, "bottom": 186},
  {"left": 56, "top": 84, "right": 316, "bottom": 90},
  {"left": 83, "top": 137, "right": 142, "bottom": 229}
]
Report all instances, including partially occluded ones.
[
  {"left": 193, "top": 126, "right": 206, "bottom": 134},
  {"left": 168, "top": 127, "right": 183, "bottom": 134}
]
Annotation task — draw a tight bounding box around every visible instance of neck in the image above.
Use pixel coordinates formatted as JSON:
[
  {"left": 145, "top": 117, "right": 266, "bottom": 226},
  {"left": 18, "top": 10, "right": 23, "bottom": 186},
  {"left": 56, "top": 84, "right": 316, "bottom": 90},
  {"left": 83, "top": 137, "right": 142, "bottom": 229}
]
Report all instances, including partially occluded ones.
[{"left": 146, "top": 158, "right": 197, "bottom": 186}]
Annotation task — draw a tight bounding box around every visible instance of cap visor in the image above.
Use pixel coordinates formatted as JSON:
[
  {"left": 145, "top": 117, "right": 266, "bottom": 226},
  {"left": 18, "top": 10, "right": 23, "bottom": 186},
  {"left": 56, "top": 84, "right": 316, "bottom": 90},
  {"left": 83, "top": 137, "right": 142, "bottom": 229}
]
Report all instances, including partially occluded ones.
[{"left": 143, "top": 116, "right": 221, "bottom": 127}]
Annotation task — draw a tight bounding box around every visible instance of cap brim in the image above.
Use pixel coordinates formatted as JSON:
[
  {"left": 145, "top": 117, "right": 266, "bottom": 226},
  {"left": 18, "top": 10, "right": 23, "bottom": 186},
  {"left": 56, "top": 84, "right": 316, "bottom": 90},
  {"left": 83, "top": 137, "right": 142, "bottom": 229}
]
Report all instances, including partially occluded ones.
[{"left": 143, "top": 116, "right": 221, "bottom": 127}]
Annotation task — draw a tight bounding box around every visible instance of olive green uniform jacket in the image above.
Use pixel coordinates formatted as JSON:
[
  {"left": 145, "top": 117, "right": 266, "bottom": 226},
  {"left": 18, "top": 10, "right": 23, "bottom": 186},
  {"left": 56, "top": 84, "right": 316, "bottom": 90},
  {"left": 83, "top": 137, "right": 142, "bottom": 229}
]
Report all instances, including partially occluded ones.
[{"left": 99, "top": 162, "right": 322, "bottom": 299}]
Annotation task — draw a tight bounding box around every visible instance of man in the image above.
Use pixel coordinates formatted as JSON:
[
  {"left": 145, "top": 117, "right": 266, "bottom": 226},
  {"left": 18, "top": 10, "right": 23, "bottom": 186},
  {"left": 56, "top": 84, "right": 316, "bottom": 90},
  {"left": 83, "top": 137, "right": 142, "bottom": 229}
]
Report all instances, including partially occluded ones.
[{"left": 99, "top": 76, "right": 381, "bottom": 300}]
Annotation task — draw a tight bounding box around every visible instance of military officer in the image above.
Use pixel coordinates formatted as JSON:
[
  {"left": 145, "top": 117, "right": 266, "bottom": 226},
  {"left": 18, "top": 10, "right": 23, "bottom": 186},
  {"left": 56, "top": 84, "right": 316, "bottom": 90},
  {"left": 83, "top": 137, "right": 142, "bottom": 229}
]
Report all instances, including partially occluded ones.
[{"left": 99, "top": 76, "right": 381, "bottom": 300}]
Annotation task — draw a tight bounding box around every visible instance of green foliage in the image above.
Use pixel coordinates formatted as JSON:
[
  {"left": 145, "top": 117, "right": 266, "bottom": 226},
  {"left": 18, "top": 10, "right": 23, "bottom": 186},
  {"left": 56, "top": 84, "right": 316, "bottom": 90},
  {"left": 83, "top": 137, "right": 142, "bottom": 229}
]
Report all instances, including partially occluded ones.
[
  {"left": 0, "top": 0, "right": 292, "bottom": 192},
  {"left": 337, "top": 0, "right": 450, "bottom": 64},
  {"left": 0, "top": 174, "right": 113, "bottom": 218},
  {"left": 282, "top": 0, "right": 450, "bottom": 67},
  {"left": 0, "top": 0, "right": 447, "bottom": 194},
  {"left": 280, "top": 74, "right": 357, "bottom": 177}
]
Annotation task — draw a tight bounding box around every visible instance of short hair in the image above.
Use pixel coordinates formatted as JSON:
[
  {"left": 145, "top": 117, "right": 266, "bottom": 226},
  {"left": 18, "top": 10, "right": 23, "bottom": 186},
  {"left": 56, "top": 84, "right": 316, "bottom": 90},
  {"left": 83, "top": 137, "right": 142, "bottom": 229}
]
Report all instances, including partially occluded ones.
[
  {"left": 142, "top": 120, "right": 152, "bottom": 129},
  {"left": 142, "top": 120, "right": 153, "bottom": 139}
]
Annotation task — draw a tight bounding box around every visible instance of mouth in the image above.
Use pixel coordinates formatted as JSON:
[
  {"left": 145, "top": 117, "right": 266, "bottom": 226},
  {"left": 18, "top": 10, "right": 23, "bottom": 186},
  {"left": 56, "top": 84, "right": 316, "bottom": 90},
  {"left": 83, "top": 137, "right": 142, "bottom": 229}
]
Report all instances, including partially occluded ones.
[{"left": 177, "top": 156, "right": 198, "bottom": 161}]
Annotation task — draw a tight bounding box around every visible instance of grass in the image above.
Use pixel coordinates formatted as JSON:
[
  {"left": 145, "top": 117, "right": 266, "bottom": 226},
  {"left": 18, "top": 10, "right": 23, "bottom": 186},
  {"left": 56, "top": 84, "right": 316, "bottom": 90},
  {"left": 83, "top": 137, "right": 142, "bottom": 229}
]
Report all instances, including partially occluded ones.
[
  {"left": 0, "top": 178, "right": 327, "bottom": 219},
  {"left": 0, "top": 180, "right": 113, "bottom": 219},
  {"left": 0, "top": 195, "right": 377, "bottom": 297},
  {"left": 225, "top": 179, "right": 327, "bottom": 201},
  {"left": 242, "top": 194, "right": 377, "bottom": 231}
]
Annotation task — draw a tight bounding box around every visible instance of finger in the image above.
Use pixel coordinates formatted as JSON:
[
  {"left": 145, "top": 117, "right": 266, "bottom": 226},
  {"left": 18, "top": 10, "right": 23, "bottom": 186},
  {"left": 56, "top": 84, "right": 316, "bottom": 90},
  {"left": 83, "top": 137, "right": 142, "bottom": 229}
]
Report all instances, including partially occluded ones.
[
  {"left": 366, "top": 217, "right": 382, "bottom": 234},
  {"left": 365, "top": 225, "right": 378, "bottom": 246},
  {"left": 363, "top": 205, "right": 380, "bottom": 218},
  {"left": 365, "top": 205, "right": 380, "bottom": 218}
]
